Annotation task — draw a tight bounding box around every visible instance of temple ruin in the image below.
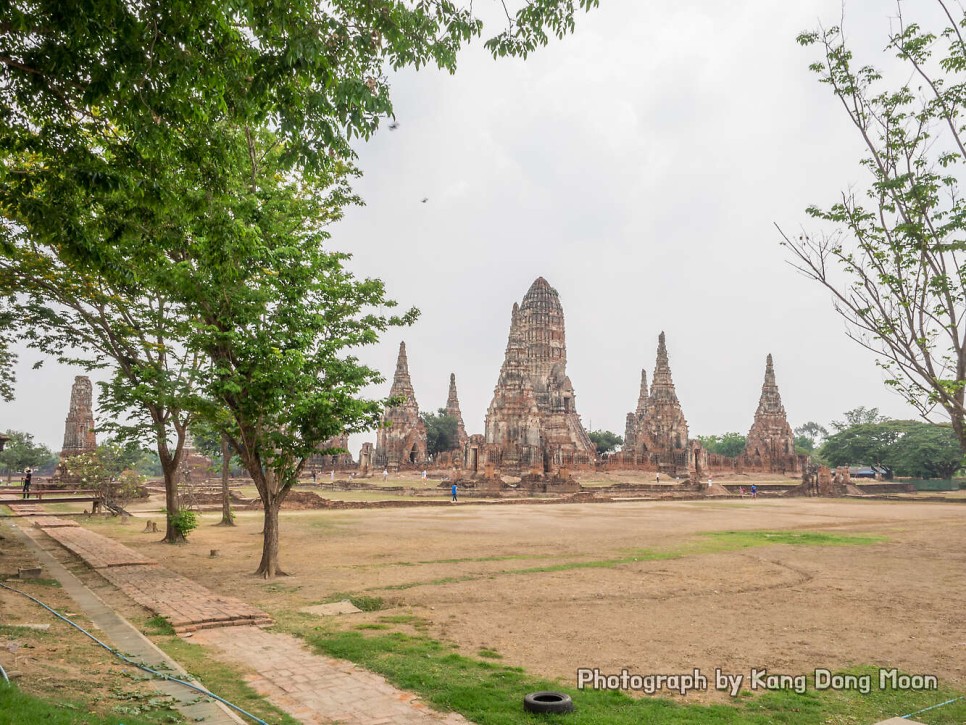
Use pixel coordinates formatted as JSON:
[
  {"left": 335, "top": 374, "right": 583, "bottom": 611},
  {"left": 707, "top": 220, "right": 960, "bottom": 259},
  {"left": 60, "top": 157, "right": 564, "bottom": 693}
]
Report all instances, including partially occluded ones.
[
  {"left": 309, "top": 434, "right": 355, "bottom": 473},
  {"left": 358, "top": 277, "right": 805, "bottom": 486},
  {"left": 53, "top": 375, "right": 97, "bottom": 482},
  {"left": 738, "top": 354, "right": 801, "bottom": 474},
  {"left": 617, "top": 333, "right": 694, "bottom": 476},
  {"left": 374, "top": 341, "right": 428, "bottom": 470},
  {"left": 476, "top": 277, "right": 595, "bottom": 475}
]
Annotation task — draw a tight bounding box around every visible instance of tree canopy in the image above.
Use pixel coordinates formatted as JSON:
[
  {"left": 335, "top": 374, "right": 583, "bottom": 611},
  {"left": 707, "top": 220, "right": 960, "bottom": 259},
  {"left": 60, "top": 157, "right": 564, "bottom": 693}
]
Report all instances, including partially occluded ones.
[
  {"left": 820, "top": 419, "right": 962, "bottom": 479},
  {"left": 0, "top": 0, "right": 599, "bottom": 575},
  {"left": 784, "top": 2, "right": 966, "bottom": 452},
  {"left": 0, "top": 430, "right": 56, "bottom": 477},
  {"left": 588, "top": 429, "right": 623, "bottom": 455},
  {"left": 697, "top": 432, "right": 747, "bottom": 458},
  {"left": 423, "top": 409, "right": 461, "bottom": 457}
]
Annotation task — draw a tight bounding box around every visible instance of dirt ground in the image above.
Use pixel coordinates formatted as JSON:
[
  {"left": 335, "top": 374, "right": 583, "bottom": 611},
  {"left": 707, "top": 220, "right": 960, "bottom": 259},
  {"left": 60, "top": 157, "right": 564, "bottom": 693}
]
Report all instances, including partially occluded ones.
[{"left": 50, "top": 497, "right": 966, "bottom": 703}]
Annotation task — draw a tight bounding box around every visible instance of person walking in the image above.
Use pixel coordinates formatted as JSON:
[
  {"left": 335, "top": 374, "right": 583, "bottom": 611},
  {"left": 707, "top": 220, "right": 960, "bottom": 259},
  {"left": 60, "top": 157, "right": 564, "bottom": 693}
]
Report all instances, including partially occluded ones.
[
  {"left": 750, "top": 484, "right": 758, "bottom": 499},
  {"left": 451, "top": 482, "right": 458, "bottom": 503},
  {"left": 21, "top": 468, "right": 32, "bottom": 499},
  {"left": 383, "top": 468, "right": 389, "bottom": 481}
]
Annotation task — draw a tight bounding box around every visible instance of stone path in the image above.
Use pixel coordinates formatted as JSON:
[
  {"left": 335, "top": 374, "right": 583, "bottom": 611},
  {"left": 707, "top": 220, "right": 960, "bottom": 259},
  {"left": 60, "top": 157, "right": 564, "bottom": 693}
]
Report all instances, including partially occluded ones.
[
  {"left": 10, "top": 512, "right": 473, "bottom": 724},
  {"left": 191, "top": 626, "right": 468, "bottom": 725},
  {"left": 30, "top": 518, "right": 272, "bottom": 633}
]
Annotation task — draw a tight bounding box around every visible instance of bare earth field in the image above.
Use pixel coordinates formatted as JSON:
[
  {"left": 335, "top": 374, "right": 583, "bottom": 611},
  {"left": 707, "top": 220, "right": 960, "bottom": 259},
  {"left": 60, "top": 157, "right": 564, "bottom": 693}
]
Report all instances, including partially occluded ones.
[{"left": 75, "top": 496, "right": 966, "bottom": 705}]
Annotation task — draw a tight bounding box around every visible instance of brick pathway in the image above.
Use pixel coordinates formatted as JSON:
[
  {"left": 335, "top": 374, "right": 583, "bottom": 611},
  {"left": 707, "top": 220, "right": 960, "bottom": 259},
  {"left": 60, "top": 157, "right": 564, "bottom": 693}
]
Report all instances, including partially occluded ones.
[
  {"left": 191, "top": 626, "right": 468, "bottom": 725},
  {"left": 30, "top": 519, "right": 272, "bottom": 633},
  {"left": 13, "top": 512, "right": 470, "bottom": 724}
]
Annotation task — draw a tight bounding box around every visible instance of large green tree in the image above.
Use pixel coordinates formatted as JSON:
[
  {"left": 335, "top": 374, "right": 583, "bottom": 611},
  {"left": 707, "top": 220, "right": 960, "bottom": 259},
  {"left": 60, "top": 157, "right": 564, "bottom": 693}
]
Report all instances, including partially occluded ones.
[
  {"left": 0, "top": 0, "right": 598, "bottom": 574},
  {"left": 697, "top": 432, "right": 747, "bottom": 458},
  {"left": 820, "top": 419, "right": 962, "bottom": 478},
  {"left": 177, "top": 128, "right": 411, "bottom": 577},
  {"left": 588, "top": 429, "right": 623, "bottom": 455},
  {"left": 0, "top": 430, "right": 56, "bottom": 480},
  {"left": 423, "top": 409, "right": 460, "bottom": 457},
  {"left": 783, "top": 2, "right": 966, "bottom": 452}
]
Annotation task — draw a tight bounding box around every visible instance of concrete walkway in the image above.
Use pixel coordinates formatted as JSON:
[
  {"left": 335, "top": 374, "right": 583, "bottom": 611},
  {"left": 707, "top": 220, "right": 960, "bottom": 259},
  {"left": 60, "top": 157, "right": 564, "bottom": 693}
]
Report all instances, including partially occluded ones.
[
  {"left": 5, "top": 519, "right": 245, "bottom": 724},
  {"left": 13, "top": 513, "right": 471, "bottom": 724}
]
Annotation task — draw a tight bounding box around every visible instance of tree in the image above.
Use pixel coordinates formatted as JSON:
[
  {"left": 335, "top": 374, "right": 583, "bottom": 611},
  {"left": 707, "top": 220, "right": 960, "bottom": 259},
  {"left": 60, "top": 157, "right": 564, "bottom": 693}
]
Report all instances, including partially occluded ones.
[
  {"left": 191, "top": 422, "right": 244, "bottom": 526},
  {"left": 697, "top": 433, "right": 747, "bottom": 458},
  {"left": 794, "top": 435, "right": 816, "bottom": 454},
  {"left": 64, "top": 451, "right": 144, "bottom": 506},
  {"left": 173, "top": 126, "right": 413, "bottom": 578},
  {"left": 795, "top": 421, "right": 829, "bottom": 448},
  {"left": 0, "top": 430, "right": 56, "bottom": 480},
  {"left": 0, "top": 252, "right": 204, "bottom": 544},
  {"left": 0, "top": 0, "right": 598, "bottom": 575},
  {"left": 821, "top": 419, "right": 962, "bottom": 478},
  {"left": 890, "top": 422, "right": 962, "bottom": 478},
  {"left": 830, "top": 407, "right": 888, "bottom": 432},
  {"left": 783, "top": 3, "right": 966, "bottom": 452},
  {"left": 588, "top": 429, "right": 623, "bottom": 455},
  {"left": 423, "top": 409, "right": 460, "bottom": 457}
]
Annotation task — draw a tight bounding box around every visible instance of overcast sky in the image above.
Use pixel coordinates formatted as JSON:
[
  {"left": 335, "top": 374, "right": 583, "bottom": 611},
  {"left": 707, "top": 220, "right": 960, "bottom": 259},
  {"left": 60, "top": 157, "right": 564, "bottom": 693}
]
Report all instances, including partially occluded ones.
[{"left": 4, "top": 0, "right": 943, "bottom": 453}]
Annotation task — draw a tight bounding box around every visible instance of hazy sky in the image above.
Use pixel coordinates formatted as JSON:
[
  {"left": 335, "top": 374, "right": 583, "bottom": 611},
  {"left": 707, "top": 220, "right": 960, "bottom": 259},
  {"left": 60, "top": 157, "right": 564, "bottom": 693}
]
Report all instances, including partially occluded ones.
[{"left": 4, "top": 0, "right": 941, "bottom": 453}]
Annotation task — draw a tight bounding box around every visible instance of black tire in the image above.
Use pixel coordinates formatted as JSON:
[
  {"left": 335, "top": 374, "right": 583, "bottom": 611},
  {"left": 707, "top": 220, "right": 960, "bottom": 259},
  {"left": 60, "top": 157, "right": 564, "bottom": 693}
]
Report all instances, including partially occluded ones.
[{"left": 523, "top": 691, "right": 574, "bottom": 714}]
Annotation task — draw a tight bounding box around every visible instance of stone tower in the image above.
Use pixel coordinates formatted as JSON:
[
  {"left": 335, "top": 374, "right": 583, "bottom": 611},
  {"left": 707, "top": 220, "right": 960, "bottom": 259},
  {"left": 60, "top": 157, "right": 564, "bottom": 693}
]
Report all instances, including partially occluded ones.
[
  {"left": 445, "top": 373, "right": 469, "bottom": 450},
  {"left": 375, "top": 342, "right": 428, "bottom": 469},
  {"left": 61, "top": 376, "right": 97, "bottom": 454},
  {"left": 637, "top": 333, "right": 690, "bottom": 473},
  {"left": 53, "top": 375, "right": 98, "bottom": 482},
  {"left": 484, "top": 277, "right": 595, "bottom": 473},
  {"left": 623, "top": 369, "right": 649, "bottom": 450},
  {"left": 741, "top": 354, "right": 800, "bottom": 473}
]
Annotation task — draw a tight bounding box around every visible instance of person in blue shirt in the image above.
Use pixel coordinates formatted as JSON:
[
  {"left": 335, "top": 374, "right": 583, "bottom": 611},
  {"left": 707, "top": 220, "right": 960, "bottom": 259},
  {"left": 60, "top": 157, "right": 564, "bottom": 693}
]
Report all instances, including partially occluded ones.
[
  {"left": 750, "top": 484, "right": 758, "bottom": 499},
  {"left": 451, "top": 483, "right": 458, "bottom": 502}
]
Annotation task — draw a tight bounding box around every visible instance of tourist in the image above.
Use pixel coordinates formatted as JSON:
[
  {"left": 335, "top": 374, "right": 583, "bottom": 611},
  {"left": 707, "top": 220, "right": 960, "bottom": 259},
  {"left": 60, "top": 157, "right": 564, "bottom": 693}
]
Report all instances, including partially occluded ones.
[
  {"left": 311, "top": 470, "right": 317, "bottom": 484},
  {"left": 451, "top": 482, "right": 458, "bottom": 502},
  {"left": 383, "top": 468, "right": 389, "bottom": 481},
  {"left": 421, "top": 470, "right": 427, "bottom": 480},
  {"left": 707, "top": 476, "right": 713, "bottom": 489},
  {"left": 739, "top": 486, "right": 745, "bottom": 497},
  {"left": 330, "top": 470, "right": 335, "bottom": 482},
  {"left": 656, "top": 473, "right": 660, "bottom": 483},
  {"left": 751, "top": 484, "right": 758, "bottom": 499},
  {"left": 21, "top": 468, "right": 32, "bottom": 499}
]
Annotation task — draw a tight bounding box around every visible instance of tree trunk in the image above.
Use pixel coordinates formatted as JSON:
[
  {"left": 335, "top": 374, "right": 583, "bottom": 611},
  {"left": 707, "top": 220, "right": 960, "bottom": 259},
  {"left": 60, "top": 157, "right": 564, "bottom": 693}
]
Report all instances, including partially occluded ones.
[
  {"left": 161, "top": 461, "right": 186, "bottom": 543},
  {"left": 254, "top": 493, "right": 285, "bottom": 578},
  {"left": 218, "top": 434, "right": 234, "bottom": 526}
]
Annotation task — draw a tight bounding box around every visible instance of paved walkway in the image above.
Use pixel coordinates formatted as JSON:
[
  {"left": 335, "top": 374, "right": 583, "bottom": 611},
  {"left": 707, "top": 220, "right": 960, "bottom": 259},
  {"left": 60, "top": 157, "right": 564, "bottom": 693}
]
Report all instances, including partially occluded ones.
[
  {"left": 12, "top": 512, "right": 471, "bottom": 724},
  {"left": 192, "top": 626, "right": 467, "bottom": 725},
  {"left": 30, "top": 517, "right": 272, "bottom": 632}
]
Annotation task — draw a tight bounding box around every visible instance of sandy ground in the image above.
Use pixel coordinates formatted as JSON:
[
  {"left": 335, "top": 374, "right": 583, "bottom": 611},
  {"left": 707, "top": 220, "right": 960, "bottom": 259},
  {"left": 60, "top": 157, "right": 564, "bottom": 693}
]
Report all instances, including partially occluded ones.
[{"left": 77, "top": 497, "right": 965, "bottom": 701}]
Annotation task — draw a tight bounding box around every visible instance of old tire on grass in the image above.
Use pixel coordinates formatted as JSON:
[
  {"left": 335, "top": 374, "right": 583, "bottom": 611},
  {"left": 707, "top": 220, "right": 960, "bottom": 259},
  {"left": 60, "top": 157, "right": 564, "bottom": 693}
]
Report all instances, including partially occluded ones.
[{"left": 523, "top": 691, "right": 574, "bottom": 714}]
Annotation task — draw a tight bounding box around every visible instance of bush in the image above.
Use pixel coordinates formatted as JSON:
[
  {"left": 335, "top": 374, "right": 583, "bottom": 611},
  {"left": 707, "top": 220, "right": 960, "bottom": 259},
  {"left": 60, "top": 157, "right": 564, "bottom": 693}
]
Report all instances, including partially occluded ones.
[{"left": 168, "top": 509, "right": 198, "bottom": 539}]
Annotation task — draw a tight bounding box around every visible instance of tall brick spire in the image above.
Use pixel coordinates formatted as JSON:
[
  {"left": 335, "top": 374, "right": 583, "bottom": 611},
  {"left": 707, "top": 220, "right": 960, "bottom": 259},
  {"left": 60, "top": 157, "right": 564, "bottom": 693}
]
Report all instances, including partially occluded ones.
[
  {"left": 648, "top": 332, "right": 680, "bottom": 406},
  {"left": 638, "top": 332, "right": 689, "bottom": 460},
  {"left": 484, "top": 277, "right": 595, "bottom": 471},
  {"left": 61, "top": 376, "right": 96, "bottom": 453},
  {"left": 446, "top": 373, "right": 468, "bottom": 448},
  {"left": 636, "top": 369, "right": 649, "bottom": 418},
  {"left": 375, "top": 341, "right": 427, "bottom": 468},
  {"left": 741, "top": 353, "right": 799, "bottom": 473},
  {"left": 388, "top": 341, "right": 417, "bottom": 409}
]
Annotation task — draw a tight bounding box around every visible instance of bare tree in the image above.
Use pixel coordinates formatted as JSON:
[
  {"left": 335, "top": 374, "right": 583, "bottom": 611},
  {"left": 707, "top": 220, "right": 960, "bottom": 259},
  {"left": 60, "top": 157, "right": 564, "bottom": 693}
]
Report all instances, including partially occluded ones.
[{"left": 782, "top": 1, "right": 966, "bottom": 451}]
